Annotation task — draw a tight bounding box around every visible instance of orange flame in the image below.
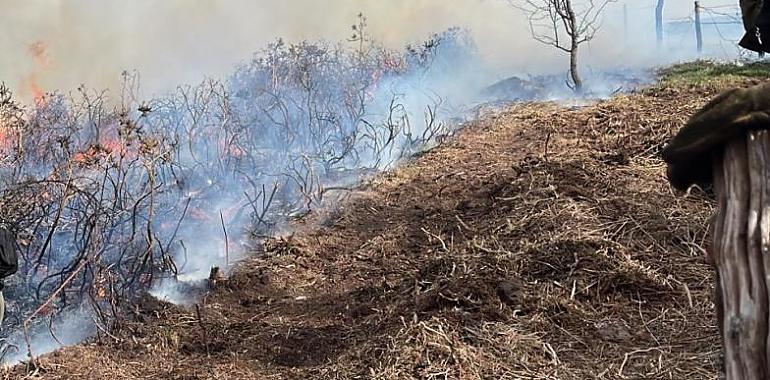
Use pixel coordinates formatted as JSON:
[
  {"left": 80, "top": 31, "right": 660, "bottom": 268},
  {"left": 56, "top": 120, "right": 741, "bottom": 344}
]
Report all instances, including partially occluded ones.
[
  {"left": 0, "top": 129, "right": 16, "bottom": 153},
  {"left": 219, "top": 138, "right": 244, "bottom": 158},
  {"left": 0, "top": 117, "right": 18, "bottom": 158},
  {"left": 21, "top": 41, "right": 52, "bottom": 103},
  {"left": 99, "top": 137, "right": 129, "bottom": 156}
]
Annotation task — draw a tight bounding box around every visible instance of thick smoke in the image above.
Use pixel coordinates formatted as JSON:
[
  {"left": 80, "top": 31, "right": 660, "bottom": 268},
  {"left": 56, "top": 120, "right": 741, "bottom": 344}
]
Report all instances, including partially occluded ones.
[
  {"left": 0, "top": 24, "right": 483, "bottom": 365},
  {"left": 0, "top": 0, "right": 752, "bottom": 366},
  {"left": 1, "top": 305, "right": 95, "bottom": 366},
  {"left": 0, "top": 0, "right": 743, "bottom": 102}
]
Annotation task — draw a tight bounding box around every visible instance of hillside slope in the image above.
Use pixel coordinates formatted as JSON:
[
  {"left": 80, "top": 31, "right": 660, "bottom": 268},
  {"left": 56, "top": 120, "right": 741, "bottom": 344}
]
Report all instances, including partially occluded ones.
[{"left": 11, "top": 62, "right": 770, "bottom": 379}]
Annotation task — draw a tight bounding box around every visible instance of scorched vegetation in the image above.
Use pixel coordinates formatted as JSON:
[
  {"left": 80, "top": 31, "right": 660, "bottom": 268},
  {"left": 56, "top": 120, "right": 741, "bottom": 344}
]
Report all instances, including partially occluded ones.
[{"left": 0, "top": 24, "right": 476, "bottom": 362}]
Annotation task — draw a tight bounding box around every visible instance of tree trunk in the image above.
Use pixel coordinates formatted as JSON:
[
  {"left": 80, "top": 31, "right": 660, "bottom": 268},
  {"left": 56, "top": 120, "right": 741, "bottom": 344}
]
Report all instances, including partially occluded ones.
[
  {"left": 569, "top": 43, "right": 582, "bottom": 93},
  {"left": 712, "top": 130, "right": 770, "bottom": 379},
  {"left": 565, "top": 0, "right": 583, "bottom": 93}
]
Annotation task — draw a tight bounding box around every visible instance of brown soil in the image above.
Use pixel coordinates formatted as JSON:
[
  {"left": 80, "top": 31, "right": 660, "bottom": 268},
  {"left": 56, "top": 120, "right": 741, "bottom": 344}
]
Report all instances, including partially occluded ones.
[{"left": 9, "top": 78, "right": 762, "bottom": 379}]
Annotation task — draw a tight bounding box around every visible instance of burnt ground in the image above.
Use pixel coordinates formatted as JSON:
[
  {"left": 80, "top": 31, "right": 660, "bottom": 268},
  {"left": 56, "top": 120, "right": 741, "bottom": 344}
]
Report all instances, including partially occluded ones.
[{"left": 9, "top": 66, "right": 768, "bottom": 379}]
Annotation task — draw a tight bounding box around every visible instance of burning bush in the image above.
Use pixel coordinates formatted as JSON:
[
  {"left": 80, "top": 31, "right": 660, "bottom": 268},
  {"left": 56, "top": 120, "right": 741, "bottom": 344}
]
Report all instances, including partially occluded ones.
[{"left": 0, "top": 25, "right": 478, "bottom": 362}]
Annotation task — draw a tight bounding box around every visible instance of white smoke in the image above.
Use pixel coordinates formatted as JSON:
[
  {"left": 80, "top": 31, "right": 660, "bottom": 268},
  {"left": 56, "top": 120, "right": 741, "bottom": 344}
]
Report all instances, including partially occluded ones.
[
  {"left": 0, "top": 0, "right": 754, "bottom": 367},
  {"left": 0, "top": 0, "right": 747, "bottom": 102},
  {"left": 1, "top": 305, "right": 96, "bottom": 367}
]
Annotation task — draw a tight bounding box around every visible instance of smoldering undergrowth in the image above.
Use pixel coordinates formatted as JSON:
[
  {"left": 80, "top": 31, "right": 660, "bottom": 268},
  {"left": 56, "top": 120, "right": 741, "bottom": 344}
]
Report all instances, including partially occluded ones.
[{"left": 0, "top": 23, "right": 480, "bottom": 363}]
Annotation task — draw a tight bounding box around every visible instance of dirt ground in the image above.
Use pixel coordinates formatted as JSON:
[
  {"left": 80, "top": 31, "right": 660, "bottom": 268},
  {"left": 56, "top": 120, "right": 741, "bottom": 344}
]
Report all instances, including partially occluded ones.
[{"left": 9, "top": 71, "right": 766, "bottom": 379}]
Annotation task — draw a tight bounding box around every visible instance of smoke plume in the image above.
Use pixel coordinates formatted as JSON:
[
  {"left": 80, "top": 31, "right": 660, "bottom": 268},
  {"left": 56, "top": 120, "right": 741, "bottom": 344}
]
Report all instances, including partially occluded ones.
[
  {"left": 0, "top": 0, "right": 748, "bottom": 367},
  {"left": 0, "top": 0, "right": 732, "bottom": 102}
]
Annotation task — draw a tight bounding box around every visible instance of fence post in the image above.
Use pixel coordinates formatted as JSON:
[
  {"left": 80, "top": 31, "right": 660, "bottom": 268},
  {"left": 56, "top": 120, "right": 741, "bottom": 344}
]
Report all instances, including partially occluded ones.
[
  {"left": 655, "top": 0, "right": 665, "bottom": 47},
  {"left": 711, "top": 132, "right": 770, "bottom": 379},
  {"left": 663, "top": 84, "right": 770, "bottom": 379},
  {"left": 694, "top": 1, "right": 703, "bottom": 54},
  {"left": 623, "top": 3, "right": 628, "bottom": 37}
]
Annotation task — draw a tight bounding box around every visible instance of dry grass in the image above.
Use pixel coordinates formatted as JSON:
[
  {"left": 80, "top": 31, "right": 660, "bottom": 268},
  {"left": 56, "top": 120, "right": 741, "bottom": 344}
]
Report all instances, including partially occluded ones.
[{"left": 7, "top": 66, "right": 767, "bottom": 379}]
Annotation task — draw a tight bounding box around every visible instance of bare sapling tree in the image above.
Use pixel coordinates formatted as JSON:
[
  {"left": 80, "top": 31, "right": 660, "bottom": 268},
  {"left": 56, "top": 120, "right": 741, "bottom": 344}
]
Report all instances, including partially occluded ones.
[{"left": 511, "top": 0, "right": 616, "bottom": 92}]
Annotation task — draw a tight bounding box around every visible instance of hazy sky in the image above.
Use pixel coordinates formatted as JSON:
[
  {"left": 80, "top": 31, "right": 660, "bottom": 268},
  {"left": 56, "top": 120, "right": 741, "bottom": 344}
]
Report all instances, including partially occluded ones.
[{"left": 0, "top": 0, "right": 734, "bottom": 101}]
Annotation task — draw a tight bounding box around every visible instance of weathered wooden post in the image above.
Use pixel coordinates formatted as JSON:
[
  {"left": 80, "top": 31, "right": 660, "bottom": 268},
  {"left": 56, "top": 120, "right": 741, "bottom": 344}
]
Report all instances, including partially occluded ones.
[
  {"left": 655, "top": 0, "right": 665, "bottom": 47},
  {"left": 694, "top": 1, "right": 704, "bottom": 54},
  {"left": 664, "top": 83, "right": 770, "bottom": 379}
]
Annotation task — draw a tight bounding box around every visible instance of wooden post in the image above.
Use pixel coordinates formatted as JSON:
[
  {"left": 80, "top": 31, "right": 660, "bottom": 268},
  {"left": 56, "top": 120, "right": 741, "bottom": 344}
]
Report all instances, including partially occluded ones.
[
  {"left": 663, "top": 82, "right": 770, "bottom": 379},
  {"left": 655, "top": 0, "right": 665, "bottom": 47},
  {"left": 694, "top": 1, "right": 703, "bottom": 54},
  {"left": 712, "top": 130, "right": 770, "bottom": 378},
  {"left": 623, "top": 3, "right": 628, "bottom": 38}
]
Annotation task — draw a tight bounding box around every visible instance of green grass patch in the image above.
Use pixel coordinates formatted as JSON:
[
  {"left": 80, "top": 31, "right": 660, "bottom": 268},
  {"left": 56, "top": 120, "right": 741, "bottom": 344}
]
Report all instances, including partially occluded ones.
[{"left": 659, "top": 60, "right": 770, "bottom": 84}]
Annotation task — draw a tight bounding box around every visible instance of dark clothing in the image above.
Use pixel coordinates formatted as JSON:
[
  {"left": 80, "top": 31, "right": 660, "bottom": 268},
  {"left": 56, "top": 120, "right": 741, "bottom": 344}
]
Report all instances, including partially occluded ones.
[
  {"left": 663, "top": 82, "right": 770, "bottom": 190},
  {"left": 740, "top": 0, "right": 770, "bottom": 53},
  {"left": 0, "top": 228, "right": 17, "bottom": 279},
  {"left": 741, "top": 0, "right": 763, "bottom": 32}
]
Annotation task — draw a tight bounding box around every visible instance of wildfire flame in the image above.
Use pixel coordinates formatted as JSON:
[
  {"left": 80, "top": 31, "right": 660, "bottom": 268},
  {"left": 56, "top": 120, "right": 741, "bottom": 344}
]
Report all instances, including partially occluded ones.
[
  {"left": 21, "top": 41, "right": 52, "bottom": 104},
  {"left": 0, "top": 122, "right": 17, "bottom": 156},
  {"left": 72, "top": 138, "right": 134, "bottom": 166}
]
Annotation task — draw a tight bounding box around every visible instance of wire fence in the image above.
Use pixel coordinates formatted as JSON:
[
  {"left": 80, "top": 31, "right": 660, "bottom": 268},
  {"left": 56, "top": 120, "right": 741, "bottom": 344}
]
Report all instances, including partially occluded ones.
[{"left": 660, "top": 1, "right": 758, "bottom": 59}]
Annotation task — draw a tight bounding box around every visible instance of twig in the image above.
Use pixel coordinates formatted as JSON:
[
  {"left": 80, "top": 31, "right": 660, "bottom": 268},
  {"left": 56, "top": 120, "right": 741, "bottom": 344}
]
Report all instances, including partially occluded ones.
[
  {"left": 618, "top": 347, "right": 667, "bottom": 377},
  {"left": 220, "top": 211, "right": 229, "bottom": 268},
  {"left": 195, "top": 304, "right": 210, "bottom": 357},
  {"left": 23, "top": 256, "right": 91, "bottom": 361}
]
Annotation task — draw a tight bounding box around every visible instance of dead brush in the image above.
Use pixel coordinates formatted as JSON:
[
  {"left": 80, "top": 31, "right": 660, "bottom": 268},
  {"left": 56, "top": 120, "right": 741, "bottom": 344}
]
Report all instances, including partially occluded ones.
[{"left": 0, "top": 27, "right": 474, "bottom": 363}]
